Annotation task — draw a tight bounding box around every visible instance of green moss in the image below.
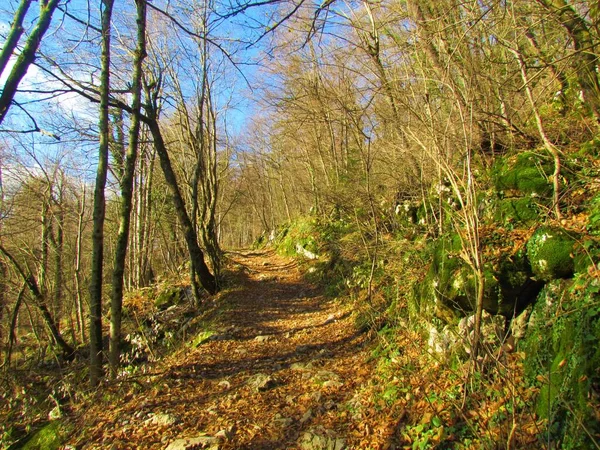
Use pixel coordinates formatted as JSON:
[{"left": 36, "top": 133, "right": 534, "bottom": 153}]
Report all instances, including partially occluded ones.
[
  {"left": 520, "top": 276, "right": 600, "bottom": 448},
  {"left": 495, "top": 197, "right": 541, "bottom": 225},
  {"left": 577, "top": 136, "right": 600, "bottom": 158},
  {"left": 274, "top": 217, "right": 319, "bottom": 256},
  {"left": 527, "top": 227, "right": 576, "bottom": 282},
  {"left": 189, "top": 330, "right": 214, "bottom": 347},
  {"left": 21, "top": 422, "right": 65, "bottom": 450},
  {"left": 493, "top": 151, "right": 553, "bottom": 197},
  {"left": 154, "top": 286, "right": 184, "bottom": 309}
]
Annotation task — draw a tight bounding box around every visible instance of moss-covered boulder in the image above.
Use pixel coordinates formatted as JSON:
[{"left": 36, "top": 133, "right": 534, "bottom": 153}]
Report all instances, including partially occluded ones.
[
  {"left": 417, "top": 234, "right": 544, "bottom": 320},
  {"left": 527, "top": 227, "right": 576, "bottom": 282},
  {"left": 21, "top": 421, "right": 68, "bottom": 450},
  {"left": 495, "top": 197, "right": 541, "bottom": 225},
  {"left": 520, "top": 277, "right": 600, "bottom": 448},
  {"left": 493, "top": 151, "right": 553, "bottom": 197},
  {"left": 494, "top": 248, "right": 545, "bottom": 316},
  {"left": 154, "top": 286, "right": 185, "bottom": 310},
  {"left": 414, "top": 234, "right": 464, "bottom": 322}
]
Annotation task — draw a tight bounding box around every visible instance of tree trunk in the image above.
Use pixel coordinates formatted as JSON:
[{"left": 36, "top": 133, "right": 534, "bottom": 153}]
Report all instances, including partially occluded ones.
[
  {"left": 89, "top": 0, "right": 114, "bottom": 387},
  {"left": 52, "top": 177, "right": 64, "bottom": 332},
  {"left": 145, "top": 117, "right": 217, "bottom": 295},
  {"left": 537, "top": 0, "right": 600, "bottom": 122},
  {"left": 0, "top": 0, "right": 32, "bottom": 76},
  {"left": 109, "top": 0, "right": 146, "bottom": 378},
  {"left": 0, "top": 245, "right": 74, "bottom": 358},
  {"left": 0, "top": 0, "right": 60, "bottom": 125},
  {"left": 74, "top": 185, "right": 86, "bottom": 344},
  {"left": 3, "top": 284, "right": 25, "bottom": 369}
]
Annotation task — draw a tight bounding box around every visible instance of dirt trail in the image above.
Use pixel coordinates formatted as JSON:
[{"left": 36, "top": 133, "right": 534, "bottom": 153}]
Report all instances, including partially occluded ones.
[{"left": 77, "top": 250, "right": 374, "bottom": 449}]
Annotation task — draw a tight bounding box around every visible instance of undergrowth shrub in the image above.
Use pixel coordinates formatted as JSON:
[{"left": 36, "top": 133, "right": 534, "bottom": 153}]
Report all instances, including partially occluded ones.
[{"left": 520, "top": 273, "right": 600, "bottom": 448}]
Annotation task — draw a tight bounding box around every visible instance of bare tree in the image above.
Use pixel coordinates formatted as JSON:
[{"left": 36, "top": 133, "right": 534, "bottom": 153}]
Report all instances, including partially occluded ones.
[
  {"left": 89, "top": 0, "right": 115, "bottom": 387},
  {"left": 109, "top": 0, "right": 147, "bottom": 377}
]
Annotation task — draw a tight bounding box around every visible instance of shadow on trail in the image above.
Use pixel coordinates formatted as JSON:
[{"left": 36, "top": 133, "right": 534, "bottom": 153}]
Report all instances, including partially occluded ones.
[{"left": 166, "top": 330, "right": 365, "bottom": 381}]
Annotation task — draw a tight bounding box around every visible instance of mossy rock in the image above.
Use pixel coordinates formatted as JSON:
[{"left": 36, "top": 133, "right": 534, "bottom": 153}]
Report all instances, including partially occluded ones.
[
  {"left": 154, "top": 286, "right": 185, "bottom": 310},
  {"left": 410, "top": 235, "right": 461, "bottom": 322},
  {"left": 21, "top": 421, "right": 67, "bottom": 450},
  {"left": 494, "top": 248, "right": 545, "bottom": 316},
  {"left": 495, "top": 197, "right": 542, "bottom": 225},
  {"left": 419, "top": 235, "right": 543, "bottom": 319},
  {"left": 527, "top": 227, "right": 576, "bottom": 282},
  {"left": 521, "top": 278, "right": 600, "bottom": 448},
  {"left": 493, "top": 151, "right": 553, "bottom": 197}
]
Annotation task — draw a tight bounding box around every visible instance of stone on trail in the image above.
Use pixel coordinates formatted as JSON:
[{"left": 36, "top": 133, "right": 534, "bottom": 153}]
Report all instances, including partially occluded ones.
[
  {"left": 254, "top": 334, "right": 273, "bottom": 343},
  {"left": 145, "top": 412, "right": 179, "bottom": 427},
  {"left": 299, "top": 427, "right": 346, "bottom": 450},
  {"left": 164, "top": 435, "right": 219, "bottom": 450},
  {"left": 300, "top": 408, "right": 313, "bottom": 424},
  {"left": 323, "top": 314, "right": 336, "bottom": 325},
  {"left": 312, "top": 370, "right": 341, "bottom": 385},
  {"left": 247, "top": 373, "right": 277, "bottom": 391},
  {"left": 272, "top": 413, "right": 293, "bottom": 427}
]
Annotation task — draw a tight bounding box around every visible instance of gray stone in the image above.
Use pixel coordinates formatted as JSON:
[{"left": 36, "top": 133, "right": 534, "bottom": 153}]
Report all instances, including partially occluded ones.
[
  {"left": 273, "top": 414, "right": 293, "bottom": 427},
  {"left": 312, "top": 370, "right": 340, "bottom": 385},
  {"left": 296, "top": 244, "right": 319, "bottom": 260},
  {"left": 247, "top": 373, "right": 277, "bottom": 391},
  {"left": 323, "top": 314, "right": 336, "bottom": 325},
  {"left": 291, "top": 362, "right": 314, "bottom": 371},
  {"left": 254, "top": 335, "right": 273, "bottom": 343},
  {"left": 164, "top": 435, "right": 219, "bottom": 450},
  {"left": 299, "top": 428, "right": 346, "bottom": 450},
  {"left": 511, "top": 305, "right": 532, "bottom": 340},
  {"left": 322, "top": 380, "right": 343, "bottom": 389},
  {"left": 146, "top": 412, "right": 179, "bottom": 427},
  {"left": 300, "top": 409, "right": 313, "bottom": 424}
]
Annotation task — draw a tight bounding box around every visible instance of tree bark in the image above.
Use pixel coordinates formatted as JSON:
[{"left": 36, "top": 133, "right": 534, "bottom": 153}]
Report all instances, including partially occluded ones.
[
  {"left": 90, "top": 0, "right": 114, "bottom": 387},
  {"left": 0, "top": 0, "right": 32, "bottom": 77},
  {"left": 109, "top": 0, "right": 147, "bottom": 378},
  {"left": 0, "top": 245, "right": 74, "bottom": 358},
  {"left": 145, "top": 117, "right": 217, "bottom": 295},
  {"left": 3, "top": 284, "right": 25, "bottom": 369},
  {"left": 0, "top": 0, "right": 60, "bottom": 125}
]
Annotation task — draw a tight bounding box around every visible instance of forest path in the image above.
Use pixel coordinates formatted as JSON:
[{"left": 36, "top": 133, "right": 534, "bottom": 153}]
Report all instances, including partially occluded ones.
[{"left": 79, "top": 250, "right": 376, "bottom": 449}]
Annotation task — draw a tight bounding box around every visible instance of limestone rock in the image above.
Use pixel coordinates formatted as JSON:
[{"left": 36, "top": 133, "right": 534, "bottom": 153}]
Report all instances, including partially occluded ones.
[
  {"left": 458, "top": 311, "right": 506, "bottom": 354},
  {"left": 527, "top": 227, "right": 576, "bottom": 281},
  {"left": 300, "top": 409, "right": 313, "bottom": 424},
  {"left": 311, "top": 370, "right": 340, "bottom": 386},
  {"left": 299, "top": 427, "right": 346, "bottom": 450},
  {"left": 273, "top": 414, "right": 293, "bottom": 427},
  {"left": 296, "top": 243, "right": 319, "bottom": 260},
  {"left": 427, "top": 324, "right": 456, "bottom": 358},
  {"left": 164, "top": 435, "right": 219, "bottom": 450},
  {"left": 247, "top": 373, "right": 277, "bottom": 391},
  {"left": 145, "top": 412, "right": 179, "bottom": 427}
]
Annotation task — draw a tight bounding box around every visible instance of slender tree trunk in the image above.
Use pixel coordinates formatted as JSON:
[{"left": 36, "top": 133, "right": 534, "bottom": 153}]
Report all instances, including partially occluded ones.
[
  {"left": 145, "top": 117, "right": 217, "bottom": 295},
  {"left": 537, "top": 0, "right": 600, "bottom": 122},
  {"left": 0, "top": 0, "right": 32, "bottom": 76},
  {"left": 52, "top": 176, "right": 64, "bottom": 333},
  {"left": 0, "top": 0, "right": 60, "bottom": 125},
  {"left": 89, "top": 0, "right": 114, "bottom": 387},
  {"left": 39, "top": 195, "right": 50, "bottom": 294},
  {"left": 75, "top": 185, "right": 86, "bottom": 344},
  {"left": 0, "top": 246, "right": 74, "bottom": 357},
  {"left": 3, "top": 284, "right": 25, "bottom": 370},
  {"left": 109, "top": 0, "right": 146, "bottom": 377},
  {"left": 510, "top": 47, "right": 562, "bottom": 219}
]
